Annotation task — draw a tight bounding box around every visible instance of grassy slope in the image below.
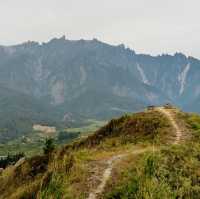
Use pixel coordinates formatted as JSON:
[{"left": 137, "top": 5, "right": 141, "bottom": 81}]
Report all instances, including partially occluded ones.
[
  {"left": 103, "top": 110, "right": 200, "bottom": 199},
  {"left": 0, "top": 108, "right": 199, "bottom": 199},
  {"left": 0, "top": 109, "right": 171, "bottom": 199}
]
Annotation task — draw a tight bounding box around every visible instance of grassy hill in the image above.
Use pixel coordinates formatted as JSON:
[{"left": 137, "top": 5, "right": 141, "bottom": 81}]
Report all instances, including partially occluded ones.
[{"left": 0, "top": 107, "right": 200, "bottom": 199}]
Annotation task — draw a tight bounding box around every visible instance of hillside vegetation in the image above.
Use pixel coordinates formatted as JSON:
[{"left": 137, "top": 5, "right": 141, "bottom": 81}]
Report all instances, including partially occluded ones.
[
  {"left": 0, "top": 107, "right": 199, "bottom": 199},
  {"left": 104, "top": 110, "right": 200, "bottom": 199},
  {"left": 0, "top": 85, "right": 59, "bottom": 143}
]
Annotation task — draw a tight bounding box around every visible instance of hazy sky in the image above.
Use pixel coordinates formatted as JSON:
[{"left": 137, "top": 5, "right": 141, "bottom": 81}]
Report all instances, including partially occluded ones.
[{"left": 0, "top": 0, "right": 199, "bottom": 58}]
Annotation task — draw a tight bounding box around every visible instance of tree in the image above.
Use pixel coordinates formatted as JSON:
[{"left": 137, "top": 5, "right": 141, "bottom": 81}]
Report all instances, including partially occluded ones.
[
  {"left": 43, "top": 138, "right": 55, "bottom": 155},
  {"left": 0, "top": 152, "right": 25, "bottom": 169}
]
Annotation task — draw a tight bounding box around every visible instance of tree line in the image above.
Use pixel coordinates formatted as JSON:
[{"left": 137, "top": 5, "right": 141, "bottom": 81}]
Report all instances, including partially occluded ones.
[{"left": 0, "top": 153, "right": 25, "bottom": 169}]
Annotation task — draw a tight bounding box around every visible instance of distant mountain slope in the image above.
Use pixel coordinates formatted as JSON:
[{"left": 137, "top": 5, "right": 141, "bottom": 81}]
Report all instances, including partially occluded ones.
[
  {"left": 0, "top": 86, "right": 58, "bottom": 143},
  {"left": 185, "top": 96, "right": 200, "bottom": 113},
  {"left": 59, "top": 88, "right": 147, "bottom": 119},
  {"left": 0, "top": 36, "right": 200, "bottom": 141}
]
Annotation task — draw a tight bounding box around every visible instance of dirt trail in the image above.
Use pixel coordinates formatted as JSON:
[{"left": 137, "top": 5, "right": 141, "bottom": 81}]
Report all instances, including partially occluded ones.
[
  {"left": 87, "top": 107, "right": 183, "bottom": 199},
  {"left": 156, "top": 107, "right": 182, "bottom": 144},
  {"left": 87, "top": 148, "right": 151, "bottom": 199},
  {"left": 88, "top": 154, "right": 125, "bottom": 199}
]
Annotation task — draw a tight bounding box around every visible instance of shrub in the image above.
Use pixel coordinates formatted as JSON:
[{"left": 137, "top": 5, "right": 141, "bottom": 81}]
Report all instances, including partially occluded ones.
[
  {"left": 0, "top": 153, "right": 25, "bottom": 169},
  {"left": 43, "top": 138, "right": 55, "bottom": 155}
]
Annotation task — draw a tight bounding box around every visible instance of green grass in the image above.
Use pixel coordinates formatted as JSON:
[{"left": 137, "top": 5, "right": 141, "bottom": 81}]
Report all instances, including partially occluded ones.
[
  {"left": 0, "top": 140, "right": 43, "bottom": 157},
  {"left": 186, "top": 114, "right": 200, "bottom": 131},
  {"left": 64, "top": 119, "right": 107, "bottom": 136},
  {"left": 105, "top": 143, "right": 200, "bottom": 199},
  {"left": 103, "top": 111, "right": 200, "bottom": 199},
  {"left": 178, "top": 112, "right": 200, "bottom": 138}
]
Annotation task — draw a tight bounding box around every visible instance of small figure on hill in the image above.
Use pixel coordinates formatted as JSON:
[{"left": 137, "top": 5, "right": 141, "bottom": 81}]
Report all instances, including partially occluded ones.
[
  {"left": 164, "top": 103, "right": 173, "bottom": 109},
  {"left": 147, "top": 105, "right": 155, "bottom": 110}
]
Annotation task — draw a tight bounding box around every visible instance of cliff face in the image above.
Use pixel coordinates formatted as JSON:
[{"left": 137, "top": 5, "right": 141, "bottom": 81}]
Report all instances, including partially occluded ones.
[{"left": 0, "top": 37, "right": 200, "bottom": 121}]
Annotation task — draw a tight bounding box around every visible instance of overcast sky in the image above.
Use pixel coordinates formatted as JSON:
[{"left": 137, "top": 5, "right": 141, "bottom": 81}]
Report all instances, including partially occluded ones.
[{"left": 0, "top": 0, "right": 199, "bottom": 58}]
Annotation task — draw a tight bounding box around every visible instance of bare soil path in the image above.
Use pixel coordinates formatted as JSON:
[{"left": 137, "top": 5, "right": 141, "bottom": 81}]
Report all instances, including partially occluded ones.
[
  {"left": 88, "top": 154, "right": 125, "bottom": 199},
  {"left": 156, "top": 107, "right": 182, "bottom": 144},
  {"left": 87, "top": 148, "right": 151, "bottom": 199}
]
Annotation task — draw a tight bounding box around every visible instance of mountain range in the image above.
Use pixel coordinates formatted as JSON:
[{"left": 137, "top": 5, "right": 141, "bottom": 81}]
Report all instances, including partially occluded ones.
[{"left": 0, "top": 36, "right": 199, "bottom": 141}]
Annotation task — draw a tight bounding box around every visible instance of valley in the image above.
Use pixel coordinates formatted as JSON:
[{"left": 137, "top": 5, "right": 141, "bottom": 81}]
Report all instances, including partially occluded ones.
[{"left": 0, "top": 119, "right": 106, "bottom": 156}]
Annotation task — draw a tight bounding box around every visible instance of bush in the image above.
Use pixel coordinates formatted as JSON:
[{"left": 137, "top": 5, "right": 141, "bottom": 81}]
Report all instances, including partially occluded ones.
[
  {"left": 43, "top": 138, "right": 55, "bottom": 155},
  {"left": 0, "top": 152, "right": 25, "bottom": 169}
]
